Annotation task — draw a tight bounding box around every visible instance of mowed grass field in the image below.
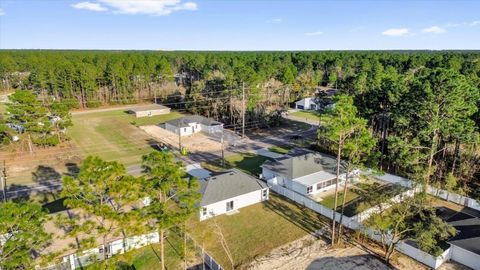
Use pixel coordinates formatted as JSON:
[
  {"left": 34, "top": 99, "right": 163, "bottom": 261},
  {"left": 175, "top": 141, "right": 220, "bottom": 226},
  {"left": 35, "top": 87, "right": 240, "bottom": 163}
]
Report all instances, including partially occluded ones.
[
  {"left": 201, "top": 152, "right": 272, "bottom": 176},
  {"left": 70, "top": 109, "right": 184, "bottom": 166},
  {"left": 290, "top": 110, "right": 321, "bottom": 122},
  {"left": 188, "top": 194, "right": 327, "bottom": 269}
]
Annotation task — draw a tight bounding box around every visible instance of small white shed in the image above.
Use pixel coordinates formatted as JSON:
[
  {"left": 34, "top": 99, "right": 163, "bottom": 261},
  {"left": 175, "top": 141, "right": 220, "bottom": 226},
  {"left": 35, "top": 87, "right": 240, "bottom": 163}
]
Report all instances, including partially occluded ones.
[
  {"left": 128, "top": 104, "right": 171, "bottom": 118},
  {"left": 295, "top": 97, "right": 318, "bottom": 110}
]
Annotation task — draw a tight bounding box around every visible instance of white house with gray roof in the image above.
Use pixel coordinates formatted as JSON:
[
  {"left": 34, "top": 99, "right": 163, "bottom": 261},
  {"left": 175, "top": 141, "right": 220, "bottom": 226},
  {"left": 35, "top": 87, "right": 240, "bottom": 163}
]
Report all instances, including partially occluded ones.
[
  {"left": 261, "top": 152, "right": 350, "bottom": 196},
  {"left": 199, "top": 169, "right": 269, "bottom": 221},
  {"left": 164, "top": 115, "right": 223, "bottom": 136}
]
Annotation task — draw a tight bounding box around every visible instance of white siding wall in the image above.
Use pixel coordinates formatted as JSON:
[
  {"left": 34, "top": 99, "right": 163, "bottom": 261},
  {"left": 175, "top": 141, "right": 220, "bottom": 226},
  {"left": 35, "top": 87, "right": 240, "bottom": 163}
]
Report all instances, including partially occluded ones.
[
  {"left": 450, "top": 245, "right": 480, "bottom": 270},
  {"left": 135, "top": 108, "right": 170, "bottom": 118},
  {"left": 200, "top": 188, "right": 269, "bottom": 221},
  {"left": 261, "top": 167, "right": 341, "bottom": 196},
  {"left": 295, "top": 98, "right": 317, "bottom": 110}
]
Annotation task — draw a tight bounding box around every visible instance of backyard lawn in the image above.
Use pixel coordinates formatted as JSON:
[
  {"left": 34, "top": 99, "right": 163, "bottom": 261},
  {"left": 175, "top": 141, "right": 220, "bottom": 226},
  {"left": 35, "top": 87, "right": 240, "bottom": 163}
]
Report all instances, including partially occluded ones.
[
  {"left": 320, "top": 190, "right": 360, "bottom": 210},
  {"left": 319, "top": 181, "right": 406, "bottom": 217},
  {"left": 70, "top": 109, "right": 183, "bottom": 166},
  {"left": 201, "top": 152, "right": 272, "bottom": 176},
  {"left": 290, "top": 110, "right": 321, "bottom": 122},
  {"left": 188, "top": 194, "right": 327, "bottom": 269}
]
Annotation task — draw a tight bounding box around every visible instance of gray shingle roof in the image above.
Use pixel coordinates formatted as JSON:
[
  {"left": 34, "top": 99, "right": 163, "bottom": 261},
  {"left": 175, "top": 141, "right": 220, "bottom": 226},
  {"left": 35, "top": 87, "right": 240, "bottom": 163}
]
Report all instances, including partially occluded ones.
[
  {"left": 261, "top": 152, "right": 340, "bottom": 180},
  {"left": 166, "top": 115, "right": 222, "bottom": 128},
  {"left": 200, "top": 169, "right": 267, "bottom": 206},
  {"left": 444, "top": 210, "right": 480, "bottom": 255}
]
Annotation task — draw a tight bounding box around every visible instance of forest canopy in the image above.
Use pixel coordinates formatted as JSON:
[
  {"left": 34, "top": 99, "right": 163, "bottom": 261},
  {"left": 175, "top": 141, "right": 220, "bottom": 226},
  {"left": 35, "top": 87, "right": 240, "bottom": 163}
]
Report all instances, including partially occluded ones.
[{"left": 0, "top": 50, "right": 479, "bottom": 198}]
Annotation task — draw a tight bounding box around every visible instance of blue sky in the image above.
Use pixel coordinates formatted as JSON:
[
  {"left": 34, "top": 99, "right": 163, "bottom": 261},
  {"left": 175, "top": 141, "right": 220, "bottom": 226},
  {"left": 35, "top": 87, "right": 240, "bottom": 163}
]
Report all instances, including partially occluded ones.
[{"left": 0, "top": 0, "right": 479, "bottom": 50}]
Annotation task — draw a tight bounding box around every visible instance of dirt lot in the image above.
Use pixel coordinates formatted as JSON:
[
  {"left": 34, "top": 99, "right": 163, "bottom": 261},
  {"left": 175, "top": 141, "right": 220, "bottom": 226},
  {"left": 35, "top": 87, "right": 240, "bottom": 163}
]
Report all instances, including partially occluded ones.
[
  {"left": 247, "top": 234, "right": 467, "bottom": 270},
  {"left": 0, "top": 142, "right": 82, "bottom": 187},
  {"left": 140, "top": 125, "right": 224, "bottom": 153}
]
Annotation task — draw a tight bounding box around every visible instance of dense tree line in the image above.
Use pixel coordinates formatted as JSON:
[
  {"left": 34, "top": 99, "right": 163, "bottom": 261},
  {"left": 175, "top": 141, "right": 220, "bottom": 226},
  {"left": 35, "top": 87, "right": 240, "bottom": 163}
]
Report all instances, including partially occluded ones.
[{"left": 0, "top": 50, "right": 479, "bottom": 198}]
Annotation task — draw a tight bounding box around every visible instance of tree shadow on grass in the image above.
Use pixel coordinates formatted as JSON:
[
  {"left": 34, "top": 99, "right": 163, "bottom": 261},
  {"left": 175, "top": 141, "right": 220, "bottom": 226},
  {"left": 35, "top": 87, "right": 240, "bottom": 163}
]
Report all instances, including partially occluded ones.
[{"left": 264, "top": 194, "right": 330, "bottom": 240}]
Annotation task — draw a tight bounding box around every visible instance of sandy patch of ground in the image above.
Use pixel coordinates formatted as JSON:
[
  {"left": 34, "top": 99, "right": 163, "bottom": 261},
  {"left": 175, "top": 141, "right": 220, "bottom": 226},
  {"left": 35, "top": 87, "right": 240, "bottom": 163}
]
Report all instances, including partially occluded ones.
[
  {"left": 0, "top": 142, "right": 82, "bottom": 186},
  {"left": 247, "top": 235, "right": 392, "bottom": 270},
  {"left": 247, "top": 233, "right": 469, "bottom": 270},
  {"left": 140, "top": 125, "right": 223, "bottom": 153}
]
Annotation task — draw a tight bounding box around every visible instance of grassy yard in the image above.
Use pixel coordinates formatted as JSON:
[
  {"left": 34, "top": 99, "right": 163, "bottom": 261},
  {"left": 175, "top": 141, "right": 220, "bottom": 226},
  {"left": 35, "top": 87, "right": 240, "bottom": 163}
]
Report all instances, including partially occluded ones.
[
  {"left": 70, "top": 109, "right": 183, "bottom": 166},
  {"left": 268, "top": 145, "right": 291, "bottom": 155},
  {"left": 290, "top": 110, "right": 321, "bottom": 122},
  {"left": 320, "top": 190, "right": 360, "bottom": 211},
  {"left": 320, "top": 182, "right": 406, "bottom": 217},
  {"left": 188, "top": 194, "right": 327, "bottom": 269},
  {"left": 201, "top": 152, "right": 272, "bottom": 176}
]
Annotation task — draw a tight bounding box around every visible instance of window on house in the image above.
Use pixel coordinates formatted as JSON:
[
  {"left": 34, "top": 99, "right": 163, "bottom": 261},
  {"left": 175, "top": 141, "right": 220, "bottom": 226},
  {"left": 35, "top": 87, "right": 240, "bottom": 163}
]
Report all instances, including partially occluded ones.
[
  {"left": 262, "top": 189, "right": 268, "bottom": 199},
  {"left": 226, "top": 200, "right": 234, "bottom": 211},
  {"left": 307, "top": 186, "right": 313, "bottom": 194},
  {"left": 184, "top": 128, "right": 187, "bottom": 132},
  {"left": 202, "top": 207, "right": 207, "bottom": 216}
]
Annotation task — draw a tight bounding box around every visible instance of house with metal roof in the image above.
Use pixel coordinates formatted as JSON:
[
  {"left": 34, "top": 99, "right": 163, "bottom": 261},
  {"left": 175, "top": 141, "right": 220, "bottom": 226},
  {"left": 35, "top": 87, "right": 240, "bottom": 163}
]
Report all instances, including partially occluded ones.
[
  {"left": 164, "top": 115, "right": 223, "bottom": 136},
  {"left": 199, "top": 169, "right": 269, "bottom": 221},
  {"left": 261, "top": 152, "right": 350, "bottom": 196},
  {"left": 128, "top": 104, "right": 171, "bottom": 118}
]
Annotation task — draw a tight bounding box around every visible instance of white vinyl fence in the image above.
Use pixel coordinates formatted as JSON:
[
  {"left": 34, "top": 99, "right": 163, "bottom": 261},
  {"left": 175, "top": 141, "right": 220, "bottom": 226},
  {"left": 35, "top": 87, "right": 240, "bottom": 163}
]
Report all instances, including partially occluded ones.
[
  {"left": 269, "top": 182, "right": 447, "bottom": 269},
  {"left": 371, "top": 172, "right": 480, "bottom": 212},
  {"left": 427, "top": 186, "right": 480, "bottom": 211},
  {"left": 42, "top": 229, "right": 226, "bottom": 270}
]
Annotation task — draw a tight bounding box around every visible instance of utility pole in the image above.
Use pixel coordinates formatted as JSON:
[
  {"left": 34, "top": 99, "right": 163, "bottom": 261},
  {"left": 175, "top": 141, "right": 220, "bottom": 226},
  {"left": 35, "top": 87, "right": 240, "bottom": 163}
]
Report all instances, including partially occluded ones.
[
  {"left": 1, "top": 160, "right": 7, "bottom": 202},
  {"left": 242, "top": 81, "right": 245, "bottom": 138},
  {"left": 221, "top": 130, "right": 225, "bottom": 167},
  {"left": 178, "top": 127, "right": 182, "bottom": 151}
]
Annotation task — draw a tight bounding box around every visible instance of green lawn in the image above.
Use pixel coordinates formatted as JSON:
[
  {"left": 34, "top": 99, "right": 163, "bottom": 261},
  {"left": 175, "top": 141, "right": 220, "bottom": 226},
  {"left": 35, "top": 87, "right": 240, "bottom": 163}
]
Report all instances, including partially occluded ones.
[
  {"left": 290, "top": 110, "right": 321, "bottom": 122},
  {"left": 188, "top": 194, "right": 327, "bottom": 269},
  {"left": 268, "top": 145, "right": 291, "bottom": 155},
  {"left": 320, "top": 182, "right": 406, "bottom": 217},
  {"left": 201, "top": 153, "right": 272, "bottom": 176},
  {"left": 69, "top": 109, "right": 183, "bottom": 166},
  {"left": 320, "top": 190, "right": 360, "bottom": 211}
]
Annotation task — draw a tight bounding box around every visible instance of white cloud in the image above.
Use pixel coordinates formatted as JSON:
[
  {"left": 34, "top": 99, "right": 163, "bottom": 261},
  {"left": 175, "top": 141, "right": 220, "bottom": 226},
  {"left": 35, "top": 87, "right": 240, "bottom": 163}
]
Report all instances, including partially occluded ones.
[
  {"left": 72, "top": 2, "right": 107, "bottom": 12},
  {"left": 304, "top": 31, "right": 323, "bottom": 36},
  {"left": 266, "top": 18, "right": 281, "bottom": 23},
  {"left": 447, "top": 20, "right": 480, "bottom": 28},
  {"left": 0, "top": 8, "right": 5, "bottom": 16},
  {"left": 382, "top": 28, "right": 409, "bottom": 37},
  {"left": 97, "top": 0, "right": 197, "bottom": 16},
  {"left": 422, "top": 26, "right": 446, "bottom": 34},
  {"left": 466, "top": 20, "right": 480, "bottom": 26}
]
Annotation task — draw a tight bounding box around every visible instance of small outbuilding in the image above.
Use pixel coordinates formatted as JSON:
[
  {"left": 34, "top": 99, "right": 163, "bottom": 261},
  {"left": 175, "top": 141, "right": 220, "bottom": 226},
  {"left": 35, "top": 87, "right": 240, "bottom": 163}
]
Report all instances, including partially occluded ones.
[
  {"left": 199, "top": 169, "right": 269, "bottom": 221},
  {"left": 164, "top": 115, "right": 223, "bottom": 136},
  {"left": 128, "top": 104, "right": 171, "bottom": 118},
  {"left": 295, "top": 97, "right": 318, "bottom": 110}
]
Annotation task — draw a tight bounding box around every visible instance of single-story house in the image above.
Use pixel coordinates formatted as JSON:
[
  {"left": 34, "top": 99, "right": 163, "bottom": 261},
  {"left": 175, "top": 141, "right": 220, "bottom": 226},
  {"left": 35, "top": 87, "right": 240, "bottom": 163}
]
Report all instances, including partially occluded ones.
[
  {"left": 295, "top": 97, "right": 318, "bottom": 110},
  {"left": 164, "top": 115, "right": 223, "bottom": 137},
  {"left": 261, "top": 152, "right": 351, "bottom": 196},
  {"left": 436, "top": 207, "right": 480, "bottom": 270},
  {"left": 199, "top": 169, "right": 269, "bottom": 221},
  {"left": 128, "top": 104, "right": 171, "bottom": 118}
]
